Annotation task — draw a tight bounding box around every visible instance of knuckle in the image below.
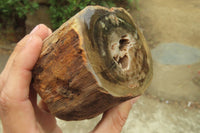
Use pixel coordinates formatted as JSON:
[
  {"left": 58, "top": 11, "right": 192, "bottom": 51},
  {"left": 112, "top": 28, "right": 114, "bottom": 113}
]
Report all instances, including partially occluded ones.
[
  {"left": 112, "top": 109, "right": 128, "bottom": 131},
  {"left": 28, "top": 33, "right": 42, "bottom": 43},
  {"left": 11, "top": 57, "right": 19, "bottom": 70},
  {"left": 0, "top": 89, "right": 10, "bottom": 115},
  {"left": 31, "top": 34, "right": 42, "bottom": 42}
]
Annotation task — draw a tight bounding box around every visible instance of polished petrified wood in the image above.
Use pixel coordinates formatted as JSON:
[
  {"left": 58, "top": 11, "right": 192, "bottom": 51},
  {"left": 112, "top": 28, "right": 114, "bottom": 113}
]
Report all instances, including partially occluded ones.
[{"left": 31, "top": 6, "right": 153, "bottom": 121}]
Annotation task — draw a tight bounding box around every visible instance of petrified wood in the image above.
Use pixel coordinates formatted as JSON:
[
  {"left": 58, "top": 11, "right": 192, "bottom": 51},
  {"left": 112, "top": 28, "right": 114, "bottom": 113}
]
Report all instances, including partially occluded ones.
[{"left": 31, "top": 6, "right": 153, "bottom": 121}]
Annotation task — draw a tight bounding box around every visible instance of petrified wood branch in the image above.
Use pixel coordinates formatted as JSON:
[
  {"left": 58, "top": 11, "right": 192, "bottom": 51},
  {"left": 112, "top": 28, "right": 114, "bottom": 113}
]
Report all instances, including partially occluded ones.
[{"left": 31, "top": 6, "right": 153, "bottom": 121}]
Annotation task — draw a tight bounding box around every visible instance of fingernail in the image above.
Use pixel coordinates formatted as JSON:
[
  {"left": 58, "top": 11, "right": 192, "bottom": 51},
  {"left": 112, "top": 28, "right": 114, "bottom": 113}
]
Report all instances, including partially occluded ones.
[
  {"left": 130, "top": 96, "right": 140, "bottom": 105},
  {"left": 30, "top": 25, "right": 40, "bottom": 34}
]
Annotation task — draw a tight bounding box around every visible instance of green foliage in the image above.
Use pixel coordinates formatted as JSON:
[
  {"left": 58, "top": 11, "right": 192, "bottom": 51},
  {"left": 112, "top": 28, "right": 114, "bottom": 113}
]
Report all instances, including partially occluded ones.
[
  {"left": 0, "top": 0, "right": 138, "bottom": 30},
  {"left": 49, "top": 0, "right": 91, "bottom": 29},
  {"left": 48, "top": 0, "right": 136, "bottom": 29},
  {"left": 0, "top": 0, "right": 38, "bottom": 28},
  {"left": 133, "top": 0, "right": 140, "bottom": 10}
]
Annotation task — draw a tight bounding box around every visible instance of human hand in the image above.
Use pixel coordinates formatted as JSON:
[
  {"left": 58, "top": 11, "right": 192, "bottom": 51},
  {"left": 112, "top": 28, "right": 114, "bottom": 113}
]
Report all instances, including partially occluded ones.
[
  {"left": 91, "top": 97, "right": 139, "bottom": 133},
  {"left": 0, "top": 24, "right": 62, "bottom": 133},
  {"left": 0, "top": 24, "right": 139, "bottom": 133}
]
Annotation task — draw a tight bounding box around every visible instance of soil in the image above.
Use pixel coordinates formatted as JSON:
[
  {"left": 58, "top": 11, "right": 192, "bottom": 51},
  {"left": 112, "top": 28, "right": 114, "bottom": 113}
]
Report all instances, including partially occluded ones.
[{"left": 131, "top": 0, "right": 200, "bottom": 49}]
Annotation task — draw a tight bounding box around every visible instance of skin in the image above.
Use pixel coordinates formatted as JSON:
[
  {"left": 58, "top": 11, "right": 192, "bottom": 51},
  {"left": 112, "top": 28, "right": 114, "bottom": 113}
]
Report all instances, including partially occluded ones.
[{"left": 0, "top": 24, "right": 139, "bottom": 133}]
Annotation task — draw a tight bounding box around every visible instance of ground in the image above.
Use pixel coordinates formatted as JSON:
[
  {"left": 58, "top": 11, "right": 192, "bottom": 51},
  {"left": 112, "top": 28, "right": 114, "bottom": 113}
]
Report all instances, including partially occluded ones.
[
  {"left": 131, "top": 0, "right": 200, "bottom": 49},
  {"left": 0, "top": 0, "right": 200, "bottom": 132}
]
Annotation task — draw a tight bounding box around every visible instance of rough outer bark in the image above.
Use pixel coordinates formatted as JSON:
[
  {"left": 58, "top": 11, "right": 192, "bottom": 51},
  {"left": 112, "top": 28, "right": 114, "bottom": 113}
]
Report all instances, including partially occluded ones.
[{"left": 31, "top": 6, "right": 153, "bottom": 121}]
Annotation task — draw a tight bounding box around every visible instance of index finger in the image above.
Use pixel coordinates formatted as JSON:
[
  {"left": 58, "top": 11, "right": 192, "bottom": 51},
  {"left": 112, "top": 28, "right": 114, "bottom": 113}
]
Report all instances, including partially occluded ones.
[
  {"left": 1, "top": 24, "right": 52, "bottom": 78},
  {"left": 1, "top": 24, "right": 52, "bottom": 101}
]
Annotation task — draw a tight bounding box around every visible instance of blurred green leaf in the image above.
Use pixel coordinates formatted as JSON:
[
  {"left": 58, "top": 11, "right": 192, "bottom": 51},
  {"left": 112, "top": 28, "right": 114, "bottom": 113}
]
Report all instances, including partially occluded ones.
[
  {"left": 0, "top": 0, "right": 138, "bottom": 30},
  {"left": 0, "top": 0, "right": 39, "bottom": 28}
]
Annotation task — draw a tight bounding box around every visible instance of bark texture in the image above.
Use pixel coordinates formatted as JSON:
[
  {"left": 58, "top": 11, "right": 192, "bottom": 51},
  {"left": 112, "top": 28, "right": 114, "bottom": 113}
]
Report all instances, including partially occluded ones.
[{"left": 31, "top": 6, "right": 153, "bottom": 121}]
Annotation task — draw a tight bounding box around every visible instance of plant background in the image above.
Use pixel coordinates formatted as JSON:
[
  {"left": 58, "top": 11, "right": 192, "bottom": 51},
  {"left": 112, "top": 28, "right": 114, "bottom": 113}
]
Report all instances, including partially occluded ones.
[
  {"left": 0, "top": 0, "right": 138, "bottom": 45},
  {"left": 0, "top": 0, "right": 137, "bottom": 32}
]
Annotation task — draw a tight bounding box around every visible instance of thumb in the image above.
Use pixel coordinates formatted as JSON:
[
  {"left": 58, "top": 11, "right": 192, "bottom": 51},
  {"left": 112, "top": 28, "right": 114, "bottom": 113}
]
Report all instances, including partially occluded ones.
[{"left": 92, "top": 97, "right": 139, "bottom": 133}]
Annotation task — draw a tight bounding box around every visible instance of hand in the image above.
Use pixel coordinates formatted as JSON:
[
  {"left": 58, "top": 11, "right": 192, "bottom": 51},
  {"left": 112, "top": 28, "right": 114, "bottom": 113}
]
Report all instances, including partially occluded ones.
[
  {"left": 0, "top": 24, "right": 139, "bottom": 133},
  {"left": 0, "top": 24, "right": 61, "bottom": 133},
  {"left": 91, "top": 97, "right": 139, "bottom": 133}
]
